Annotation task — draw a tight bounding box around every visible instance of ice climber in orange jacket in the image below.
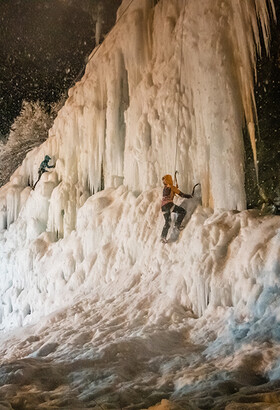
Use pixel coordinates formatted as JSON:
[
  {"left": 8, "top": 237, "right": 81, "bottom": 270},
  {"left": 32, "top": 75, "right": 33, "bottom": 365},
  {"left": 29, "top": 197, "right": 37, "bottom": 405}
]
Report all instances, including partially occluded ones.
[{"left": 161, "top": 174, "right": 192, "bottom": 243}]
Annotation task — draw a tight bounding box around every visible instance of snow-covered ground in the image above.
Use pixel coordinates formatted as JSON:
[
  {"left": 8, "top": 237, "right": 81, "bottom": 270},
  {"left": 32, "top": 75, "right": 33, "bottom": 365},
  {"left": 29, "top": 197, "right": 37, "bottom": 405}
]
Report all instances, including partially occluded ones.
[
  {"left": 0, "top": 0, "right": 279, "bottom": 408},
  {"left": 0, "top": 184, "right": 280, "bottom": 409}
]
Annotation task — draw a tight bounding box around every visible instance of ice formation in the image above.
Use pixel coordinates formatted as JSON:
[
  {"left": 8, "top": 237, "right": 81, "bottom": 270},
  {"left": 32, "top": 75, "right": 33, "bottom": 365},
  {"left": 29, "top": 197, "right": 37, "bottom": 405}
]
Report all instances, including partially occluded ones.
[
  {"left": 0, "top": 0, "right": 279, "bottom": 408},
  {"left": 0, "top": 0, "right": 276, "bottom": 235}
]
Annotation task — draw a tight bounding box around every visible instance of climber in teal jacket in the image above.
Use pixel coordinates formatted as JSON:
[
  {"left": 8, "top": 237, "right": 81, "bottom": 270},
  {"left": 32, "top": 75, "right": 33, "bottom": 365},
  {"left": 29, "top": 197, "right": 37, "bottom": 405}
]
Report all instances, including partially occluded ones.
[{"left": 32, "top": 155, "right": 55, "bottom": 189}]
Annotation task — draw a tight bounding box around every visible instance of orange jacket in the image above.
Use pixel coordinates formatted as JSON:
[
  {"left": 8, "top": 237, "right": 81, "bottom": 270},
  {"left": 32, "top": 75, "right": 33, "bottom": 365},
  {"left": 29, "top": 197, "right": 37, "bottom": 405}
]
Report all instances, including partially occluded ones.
[{"left": 161, "top": 174, "right": 181, "bottom": 207}]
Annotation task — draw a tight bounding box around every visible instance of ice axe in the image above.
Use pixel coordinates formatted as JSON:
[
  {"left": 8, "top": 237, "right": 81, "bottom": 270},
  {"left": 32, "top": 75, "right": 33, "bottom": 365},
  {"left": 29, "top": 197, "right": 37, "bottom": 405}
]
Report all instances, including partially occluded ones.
[
  {"left": 191, "top": 183, "right": 201, "bottom": 196},
  {"left": 174, "top": 172, "right": 200, "bottom": 196},
  {"left": 174, "top": 170, "right": 179, "bottom": 188}
]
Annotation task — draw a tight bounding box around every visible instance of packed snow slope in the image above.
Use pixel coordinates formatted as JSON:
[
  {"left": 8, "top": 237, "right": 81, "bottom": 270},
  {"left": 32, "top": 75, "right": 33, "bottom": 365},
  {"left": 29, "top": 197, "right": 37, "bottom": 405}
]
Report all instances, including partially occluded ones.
[
  {"left": 0, "top": 187, "right": 280, "bottom": 409},
  {"left": 0, "top": 0, "right": 280, "bottom": 409}
]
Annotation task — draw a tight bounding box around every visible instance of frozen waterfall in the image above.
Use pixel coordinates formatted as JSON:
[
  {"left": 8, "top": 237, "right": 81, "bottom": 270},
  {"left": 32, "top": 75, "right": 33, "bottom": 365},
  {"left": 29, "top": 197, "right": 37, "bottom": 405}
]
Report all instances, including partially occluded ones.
[
  {"left": 0, "top": 2, "right": 279, "bottom": 408},
  {"left": 0, "top": 0, "right": 276, "bottom": 238}
]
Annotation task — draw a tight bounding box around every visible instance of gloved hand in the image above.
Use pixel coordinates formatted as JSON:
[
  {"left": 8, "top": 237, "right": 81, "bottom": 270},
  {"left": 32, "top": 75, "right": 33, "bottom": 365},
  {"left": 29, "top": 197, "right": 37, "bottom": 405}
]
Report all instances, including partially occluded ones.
[{"left": 179, "top": 191, "right": 192, "bottom": 199}]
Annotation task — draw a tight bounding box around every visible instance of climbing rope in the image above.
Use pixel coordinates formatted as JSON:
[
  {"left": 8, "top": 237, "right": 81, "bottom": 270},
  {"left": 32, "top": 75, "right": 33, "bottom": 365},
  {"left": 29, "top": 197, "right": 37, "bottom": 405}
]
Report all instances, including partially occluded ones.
[
  {"left": 174, "top": 0, "right": 187, "bottom": 175},
  {"left": 173, "top": 2, "right": 201, "bottom": 199}
]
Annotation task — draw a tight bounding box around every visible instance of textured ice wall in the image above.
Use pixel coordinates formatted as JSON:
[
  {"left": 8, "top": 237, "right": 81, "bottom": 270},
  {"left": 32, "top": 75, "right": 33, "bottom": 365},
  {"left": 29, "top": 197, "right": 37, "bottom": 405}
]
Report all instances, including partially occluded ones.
[
  {"left": 0, "top": 185, "right": 280, "bottom": 331},
  {"left": 0, "top": 0, "right": 276, "bottom": 238}
]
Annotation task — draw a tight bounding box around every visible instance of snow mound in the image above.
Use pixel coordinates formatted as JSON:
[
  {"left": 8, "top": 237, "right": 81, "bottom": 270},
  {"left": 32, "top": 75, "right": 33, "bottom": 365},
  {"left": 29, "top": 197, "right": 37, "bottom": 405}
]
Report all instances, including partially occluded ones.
[
  {"left": 0, "top": 186, "right": 279, "bottom": 408},
  {"left": 1, "top": 184, "right": 279, "bottom": 333}
]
